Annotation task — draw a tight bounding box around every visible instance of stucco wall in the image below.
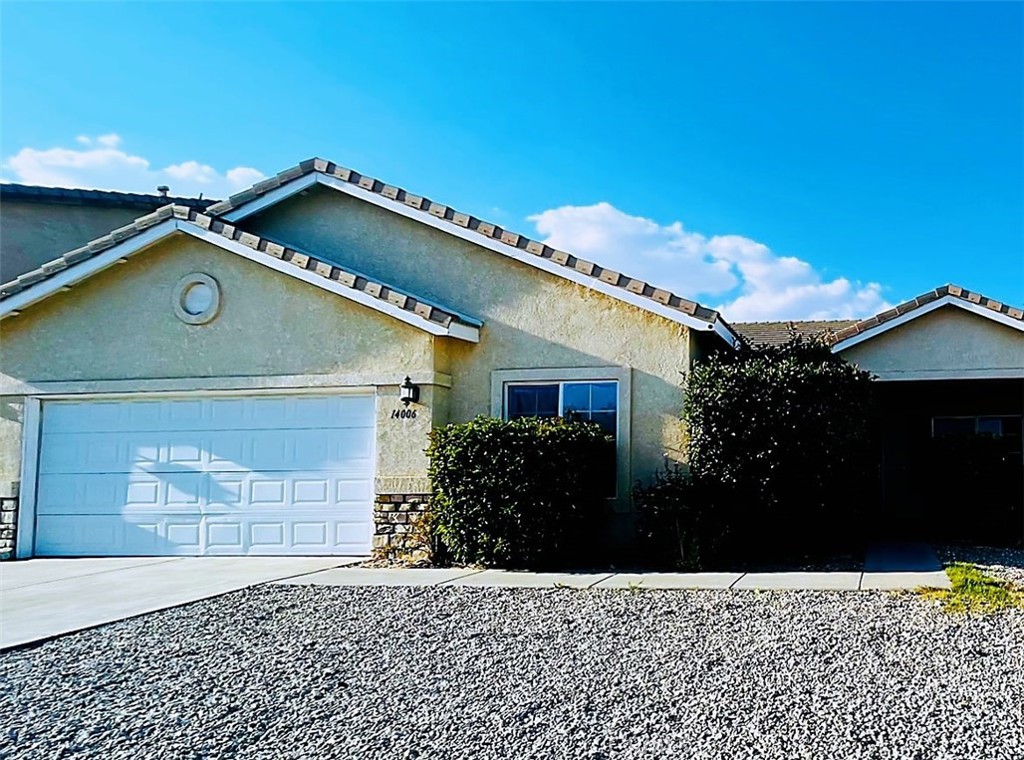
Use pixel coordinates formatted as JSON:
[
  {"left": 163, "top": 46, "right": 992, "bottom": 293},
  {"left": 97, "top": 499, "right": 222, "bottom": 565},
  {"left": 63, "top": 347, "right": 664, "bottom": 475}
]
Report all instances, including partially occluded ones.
[
  {"left": 0, "top": 234, "right": 440, "bottom": 489},
  {"left": 0, "top": 201, "right": 147, "bottom": 283},
  {"left": 839, "top": 306, "right": 1024, "bottom": 379},
  {"left": 246, "top": 186, "right": 693, "bottom": 486}
]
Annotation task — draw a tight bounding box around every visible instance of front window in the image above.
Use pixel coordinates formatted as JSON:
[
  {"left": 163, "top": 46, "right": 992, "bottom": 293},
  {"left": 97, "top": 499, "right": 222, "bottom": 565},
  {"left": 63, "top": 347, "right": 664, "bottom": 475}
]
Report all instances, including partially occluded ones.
[
  {"left": 933, "top": 416, "right": 1023, "bottom": 440},
  {"left": 505, "top": 380, "right": 619, "bottom": 495}
]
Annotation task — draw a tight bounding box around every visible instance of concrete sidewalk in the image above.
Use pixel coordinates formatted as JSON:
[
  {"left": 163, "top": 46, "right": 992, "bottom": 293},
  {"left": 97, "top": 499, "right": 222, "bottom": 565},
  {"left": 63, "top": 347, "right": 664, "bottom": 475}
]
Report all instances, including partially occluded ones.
[
  {"left": 279, "top": 565, "right": 951, "bottom": 591},
  {"left": 278, "top": 543, "right": 952, "bottom": 591},
  {"left": 0, "top": 556, "right": 361, "bottom": 650}
]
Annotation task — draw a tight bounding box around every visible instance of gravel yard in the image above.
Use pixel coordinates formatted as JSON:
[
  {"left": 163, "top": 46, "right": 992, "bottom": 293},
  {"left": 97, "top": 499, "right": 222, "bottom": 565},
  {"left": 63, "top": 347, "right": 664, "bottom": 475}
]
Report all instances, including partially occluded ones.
[{"left": 2, "top": 585, "right": 1022, "bottom": 760}]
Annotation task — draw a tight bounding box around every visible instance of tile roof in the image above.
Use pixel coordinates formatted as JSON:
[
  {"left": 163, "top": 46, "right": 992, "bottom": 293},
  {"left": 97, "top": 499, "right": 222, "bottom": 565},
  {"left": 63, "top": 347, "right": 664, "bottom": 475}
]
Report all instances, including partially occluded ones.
[
  {"left": 0, "top": 183, "right": 216, "bottom": 211},
  {"left": 733, "top": 319, "right": 856, "bottom": 348},
  {"left": 832, "top": 284, "right": 1024, "bottom": 343},
  {"left": 206, "top": 158, "right": 730, "bottom": 331},
  {"left": 0, "top": 205, "right": 479, "bottom": 334}
]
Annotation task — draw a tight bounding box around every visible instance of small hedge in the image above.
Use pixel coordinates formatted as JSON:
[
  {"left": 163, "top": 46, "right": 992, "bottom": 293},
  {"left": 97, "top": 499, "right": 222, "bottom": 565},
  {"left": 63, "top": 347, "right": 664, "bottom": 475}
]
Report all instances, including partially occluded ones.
[
  {"left": 427, "top": 415, "right": 612, "bottom": 569},
  {"left": 633, "top": 467, "right": 728, "bottom": 571}
]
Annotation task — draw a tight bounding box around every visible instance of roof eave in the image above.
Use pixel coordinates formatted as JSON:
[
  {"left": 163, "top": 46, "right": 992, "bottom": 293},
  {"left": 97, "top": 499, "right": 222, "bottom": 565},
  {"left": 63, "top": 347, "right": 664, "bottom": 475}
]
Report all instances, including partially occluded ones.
[
  {"left": 0, "top": 218, "right": 480, "bottom": 342},
  {"left": 217, "top": 167, "right": 739, "bottom": 344},
  {"left": 832, "top": 294, "right": 1024, "bottom": 353}
]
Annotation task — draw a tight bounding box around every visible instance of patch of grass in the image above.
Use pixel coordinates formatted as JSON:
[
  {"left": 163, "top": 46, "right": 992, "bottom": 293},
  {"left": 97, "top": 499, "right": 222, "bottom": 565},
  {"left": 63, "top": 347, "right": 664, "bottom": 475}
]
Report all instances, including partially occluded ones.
[{"left": 920, "top": 562, "right": 1024, "bottom": 614}]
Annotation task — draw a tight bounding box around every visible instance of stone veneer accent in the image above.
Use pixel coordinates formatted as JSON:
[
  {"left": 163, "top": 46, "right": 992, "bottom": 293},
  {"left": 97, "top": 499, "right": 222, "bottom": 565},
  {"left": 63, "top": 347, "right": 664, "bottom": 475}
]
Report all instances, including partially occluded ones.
[
  {"left": 0, "top": 494, "right": 18, "bottom": 560},
  {"left": 373, "top": 494, "right": 430, "bottom": 558}
]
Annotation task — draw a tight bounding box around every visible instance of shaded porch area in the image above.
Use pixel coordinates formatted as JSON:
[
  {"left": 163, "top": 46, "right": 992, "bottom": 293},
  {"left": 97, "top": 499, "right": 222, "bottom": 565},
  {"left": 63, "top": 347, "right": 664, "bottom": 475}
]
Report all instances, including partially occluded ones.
[{"left": 874, "top": 378, "right": 1024, "bottom": 546}]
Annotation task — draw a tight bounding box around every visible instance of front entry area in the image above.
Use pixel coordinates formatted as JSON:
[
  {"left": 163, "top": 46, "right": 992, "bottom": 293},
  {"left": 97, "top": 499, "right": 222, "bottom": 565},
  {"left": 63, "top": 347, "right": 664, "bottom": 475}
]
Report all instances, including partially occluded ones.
[
  {"left": 29, "top": 393, "right": 376, "bottom": 557},
  {"left": 875, "top": 379, "right": 1024, "bottom": 545}
]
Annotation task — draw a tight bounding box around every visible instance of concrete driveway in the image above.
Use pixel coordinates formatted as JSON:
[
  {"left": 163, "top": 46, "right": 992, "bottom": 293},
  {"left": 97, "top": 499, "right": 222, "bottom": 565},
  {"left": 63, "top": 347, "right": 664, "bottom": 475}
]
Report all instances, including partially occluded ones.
[{"left": 0, "top": 556, "right": 359, "bottom": 650}]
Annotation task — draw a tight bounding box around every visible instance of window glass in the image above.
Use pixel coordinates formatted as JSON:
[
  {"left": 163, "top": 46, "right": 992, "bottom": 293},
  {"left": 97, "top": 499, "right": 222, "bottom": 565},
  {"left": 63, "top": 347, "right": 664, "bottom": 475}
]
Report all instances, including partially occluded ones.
[
  {"left": 504, "top": 379, "right": 619, "bottom": 496},
  {"left": 590, "top": 411, "right": 617, "bottom": 435},
  {"left": 934, "top": 416, "right": 1024, "bottom": 439},
  {"left": 560, "top": 382, "right": 619, "bottom": 434},
  {"left": 590, "top": 382, "right": 618, "bottom": 411},
  {"left": 977, "top": 417, "right": 1003, "bottom": 437},
  {"left": 507, "top": 384, "right": 559, "bottom": 419},
  {"left": 933, "top": 417, "right": 975, "bottom": 437},
  {"left": 561, "top": 383, "right": 590, "bottom": 415}
]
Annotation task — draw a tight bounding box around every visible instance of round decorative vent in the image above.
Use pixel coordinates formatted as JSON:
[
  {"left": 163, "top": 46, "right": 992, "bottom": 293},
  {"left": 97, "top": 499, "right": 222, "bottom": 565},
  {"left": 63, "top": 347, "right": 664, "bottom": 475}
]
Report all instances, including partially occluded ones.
[{"left": 172, "top": 273, "right": 221, "bottom": 325}]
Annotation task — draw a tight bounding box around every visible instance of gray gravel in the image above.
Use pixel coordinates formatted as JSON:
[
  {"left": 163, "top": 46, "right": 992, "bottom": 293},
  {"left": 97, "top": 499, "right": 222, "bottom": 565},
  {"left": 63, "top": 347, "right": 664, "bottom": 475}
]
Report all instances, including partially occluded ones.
[{"left": 2, "top": 586, "right": 1022, "bottom": 760}]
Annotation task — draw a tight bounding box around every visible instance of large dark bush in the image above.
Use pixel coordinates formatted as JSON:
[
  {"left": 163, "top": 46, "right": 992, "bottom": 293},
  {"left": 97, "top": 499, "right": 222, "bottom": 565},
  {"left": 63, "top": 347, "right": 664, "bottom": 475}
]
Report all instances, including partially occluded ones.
[
  {"left": 633, "top": 466, "right": 729, "bottom": 570},
  {"left": 427, "top": 415, "right": 612, "bottom": 569},
  {"left": 678, "top": 337, "right": 875, "bottom": 562}
]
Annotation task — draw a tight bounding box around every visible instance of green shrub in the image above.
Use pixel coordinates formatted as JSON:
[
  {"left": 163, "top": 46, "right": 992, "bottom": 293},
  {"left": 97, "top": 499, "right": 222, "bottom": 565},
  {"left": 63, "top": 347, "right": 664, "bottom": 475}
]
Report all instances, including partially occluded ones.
[
  {"left": 682, "top": 337, "right": 875, "bottom": 561},
  {"left": 427, "top": 415, "right": 612, "bottom": 569},
  {"left": 633, "top": 466, "right": 727, "bottom": 570}
]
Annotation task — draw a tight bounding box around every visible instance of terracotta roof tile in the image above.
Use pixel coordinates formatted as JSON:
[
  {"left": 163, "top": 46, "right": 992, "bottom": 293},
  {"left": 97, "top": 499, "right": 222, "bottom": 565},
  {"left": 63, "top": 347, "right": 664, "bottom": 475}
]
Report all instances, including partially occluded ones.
[
  {"left": 733, "top": 320, "right": 857, "bottom": 348},
  {"left": 204, "top": 157, "right": 732, "bottom": 334},
  {"left": 0, "top": 205, "right": 480, "bottom": 334},
  {"left": 831, "top": 284, "right": 1024, "bottom": 343}
]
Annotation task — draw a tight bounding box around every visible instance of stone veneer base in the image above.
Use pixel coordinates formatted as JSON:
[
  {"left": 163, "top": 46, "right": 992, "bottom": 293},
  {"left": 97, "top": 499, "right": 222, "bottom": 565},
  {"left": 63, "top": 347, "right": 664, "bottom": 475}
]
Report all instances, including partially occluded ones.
[{"left": 373, "top": 494, "right": 431, "bottom": 558}]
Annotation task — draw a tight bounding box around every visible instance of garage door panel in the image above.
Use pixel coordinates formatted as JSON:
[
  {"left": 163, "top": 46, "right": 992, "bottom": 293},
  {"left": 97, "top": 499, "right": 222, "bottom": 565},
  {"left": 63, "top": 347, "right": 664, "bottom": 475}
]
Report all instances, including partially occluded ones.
[
  {"left": 41, "top": 395, "right": 376, "bottom": 434},
  {"left": 39, "top": 430, "right": 372, "bottom": 474},
  {"left": 34, "top": 514, "right": 180, "bottom": 556},
  {"left": 34, "top": 394, "right": 376, "bottom": 556},
  {"left": 38, "top": 470, "right": 376, "bottom": 514},
  {"left": 36, "top": 508, "right": 371, "bottom": 557}
]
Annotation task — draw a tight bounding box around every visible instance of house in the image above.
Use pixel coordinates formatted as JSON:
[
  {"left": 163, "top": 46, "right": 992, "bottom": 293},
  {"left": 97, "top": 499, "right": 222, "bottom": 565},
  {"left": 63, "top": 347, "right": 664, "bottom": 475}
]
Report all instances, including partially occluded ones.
[
  {"left": 0, "top": 183, "right": 215, "bottom": 283},
  {"left": 0, "top": 159, "right": 1021, "bottom": 559},
  {"left": 0, "top": 159, "right": 738, "bottom": 559},
  {"left": 736, "top": 289, "right": 1024, "bottom": 544}
]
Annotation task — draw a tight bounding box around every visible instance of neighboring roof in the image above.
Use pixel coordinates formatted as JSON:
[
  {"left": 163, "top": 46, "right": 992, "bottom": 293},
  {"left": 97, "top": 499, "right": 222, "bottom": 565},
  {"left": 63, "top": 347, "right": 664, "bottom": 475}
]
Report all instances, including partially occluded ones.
[
  {"left": 832, "top": 284, "right": 1024, "bottom": 352},
  {"left": 733, "top": 319, "right": 856, "bottom": 348},
  {"left": 0, "top": 183, "right": 216, "bottom": 211},
  {"left": 0, "top": 204, "right": 481, "bottom": 341},
  {"left": 205, "top": 158, "right": 741, "bottom": 347}
]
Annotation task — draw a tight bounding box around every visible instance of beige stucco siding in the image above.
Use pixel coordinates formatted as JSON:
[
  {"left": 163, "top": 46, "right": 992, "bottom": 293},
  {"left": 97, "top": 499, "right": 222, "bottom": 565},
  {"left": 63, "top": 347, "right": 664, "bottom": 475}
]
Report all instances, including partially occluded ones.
[
  {"left": 0, "top": 235, "right": 435, "bottom": 381},
  {"left": 839, "top": 306, "right": 1024, "bottom": 379},
  {"left": 246, "top": 187, "right": 692, "bottom": 482},
  {"left": 0, "top": 234, "right": 439, "bottom": 489}
]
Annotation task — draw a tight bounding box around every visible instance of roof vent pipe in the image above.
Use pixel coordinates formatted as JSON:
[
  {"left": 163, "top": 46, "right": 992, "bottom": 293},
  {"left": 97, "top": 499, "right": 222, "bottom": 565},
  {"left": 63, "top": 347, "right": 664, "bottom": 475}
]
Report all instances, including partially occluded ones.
[{"left": 156, "top": 185, "right": 170, "bottom": 198}]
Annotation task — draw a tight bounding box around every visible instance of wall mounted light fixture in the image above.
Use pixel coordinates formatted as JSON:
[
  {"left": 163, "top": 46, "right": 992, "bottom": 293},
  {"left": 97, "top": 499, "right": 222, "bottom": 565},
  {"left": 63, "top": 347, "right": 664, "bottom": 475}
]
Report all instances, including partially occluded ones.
[{"left": 399, "top": 376, "right": 420, "bottom": 406}]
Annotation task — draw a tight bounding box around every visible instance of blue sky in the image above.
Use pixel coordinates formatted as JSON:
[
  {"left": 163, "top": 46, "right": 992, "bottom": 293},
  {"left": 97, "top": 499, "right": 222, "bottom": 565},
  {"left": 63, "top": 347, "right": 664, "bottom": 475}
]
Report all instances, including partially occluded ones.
[{"left": 2, "top": 2, "right": 1021, "bottom": 320}]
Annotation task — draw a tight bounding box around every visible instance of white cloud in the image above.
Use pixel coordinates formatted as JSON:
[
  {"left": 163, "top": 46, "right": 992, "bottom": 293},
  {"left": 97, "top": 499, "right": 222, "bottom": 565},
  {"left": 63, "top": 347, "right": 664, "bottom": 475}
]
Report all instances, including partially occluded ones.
[
  {"left": 165, "top": 160, "right": 220, "bottom": 185},
  {"left": 528, "top": 202, "right": 890, "bottom": 321},
  {"left": 2, "top": 134, "right": 265, "bottom": 199},
  {"left": 226, "top": 167, "right": 266, "bottom": 188}
]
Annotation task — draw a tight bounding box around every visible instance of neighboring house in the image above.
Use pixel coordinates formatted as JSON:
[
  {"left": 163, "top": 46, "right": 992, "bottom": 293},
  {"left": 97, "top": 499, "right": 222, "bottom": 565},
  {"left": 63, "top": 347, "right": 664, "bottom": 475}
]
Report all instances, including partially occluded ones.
[
  {"left": 0, "top": 159, "right": 1021, "bottom": 559},
  {"left": 737, "top": 291, "right": 1024, "bottom": 541},
  {"left": 0, "top": 184, "right": 215, "bottom": 283}
]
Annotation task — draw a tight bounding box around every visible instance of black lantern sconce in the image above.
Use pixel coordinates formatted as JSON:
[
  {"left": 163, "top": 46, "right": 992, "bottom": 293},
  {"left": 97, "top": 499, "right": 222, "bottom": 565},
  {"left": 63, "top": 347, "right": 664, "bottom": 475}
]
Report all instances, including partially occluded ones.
[{"left": 399, "top": 376, "right": 420, "bottom": 406}]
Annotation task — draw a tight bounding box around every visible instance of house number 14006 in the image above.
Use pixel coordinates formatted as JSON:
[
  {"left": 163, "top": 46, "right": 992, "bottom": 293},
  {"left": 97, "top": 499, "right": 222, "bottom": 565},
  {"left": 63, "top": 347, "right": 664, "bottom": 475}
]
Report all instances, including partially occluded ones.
[{"left": 391, "top": 409, "right": 417, "bottom": 419}]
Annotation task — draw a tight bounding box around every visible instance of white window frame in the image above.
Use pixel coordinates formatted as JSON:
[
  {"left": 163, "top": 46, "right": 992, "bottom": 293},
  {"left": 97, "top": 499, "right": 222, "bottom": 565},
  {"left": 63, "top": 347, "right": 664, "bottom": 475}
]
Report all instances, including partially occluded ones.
[{"left": 490, "top": 367, "right": 632, "bottom": 511}]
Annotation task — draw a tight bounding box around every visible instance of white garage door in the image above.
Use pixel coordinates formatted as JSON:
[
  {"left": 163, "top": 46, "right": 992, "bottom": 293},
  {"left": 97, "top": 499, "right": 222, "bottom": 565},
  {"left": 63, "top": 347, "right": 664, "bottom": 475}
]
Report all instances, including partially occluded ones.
[{"left": 33, "top": 394, "right": 376, "bottom": 557}]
